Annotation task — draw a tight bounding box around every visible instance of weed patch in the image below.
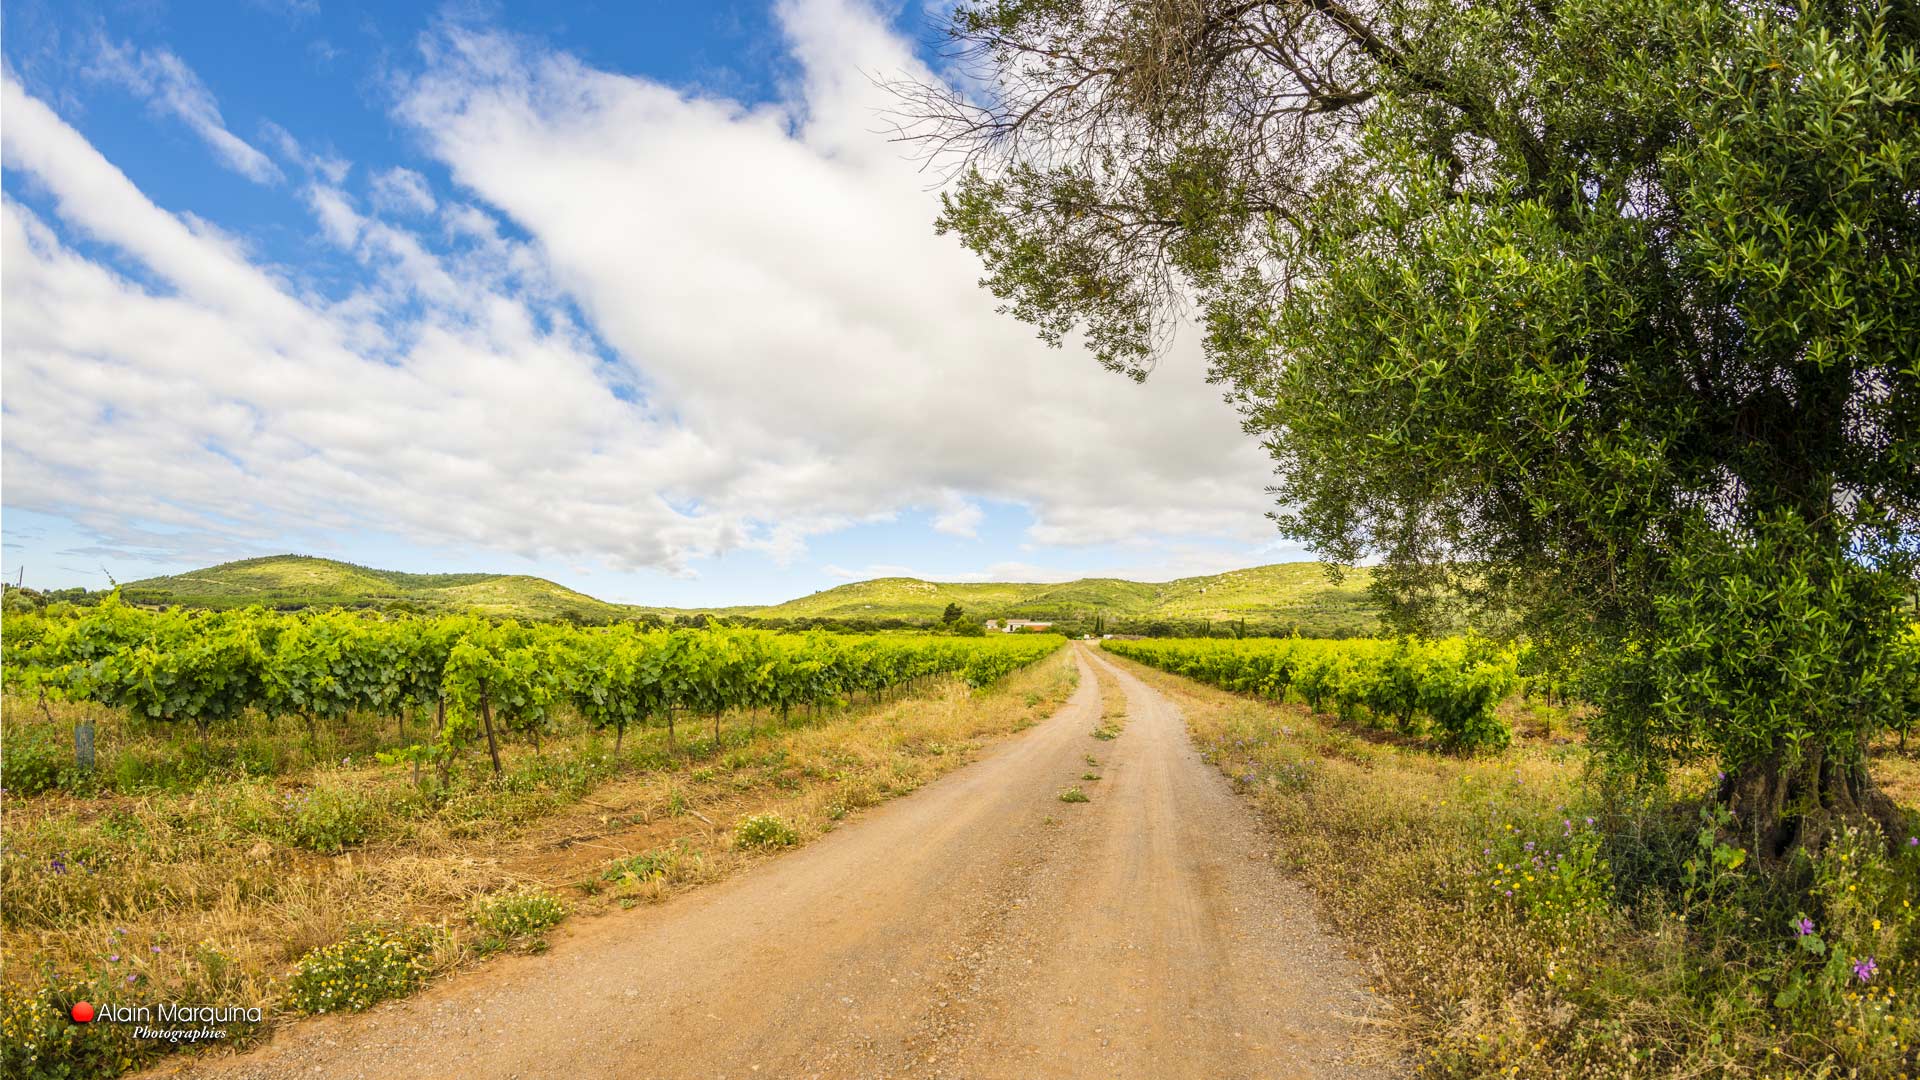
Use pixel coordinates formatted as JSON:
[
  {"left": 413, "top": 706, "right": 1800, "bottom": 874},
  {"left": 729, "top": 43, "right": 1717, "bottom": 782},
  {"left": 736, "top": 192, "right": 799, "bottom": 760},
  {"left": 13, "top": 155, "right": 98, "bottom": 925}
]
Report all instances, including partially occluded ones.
[
  {"left": 733, "top": 813, "right": 799, "bottom": 849},
  {"left": 470, "top": 890, "right": 566, "bottom": 954},
  {"left": 285, "top": 926, "right": 441, "bottom": 1014}
]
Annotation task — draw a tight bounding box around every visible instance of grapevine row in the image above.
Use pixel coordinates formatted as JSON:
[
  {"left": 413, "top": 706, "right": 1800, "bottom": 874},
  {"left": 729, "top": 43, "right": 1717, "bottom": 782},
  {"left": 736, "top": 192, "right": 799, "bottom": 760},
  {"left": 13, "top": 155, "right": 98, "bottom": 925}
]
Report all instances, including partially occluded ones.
[
  {"left": 1102, "top": 636, "right": 1520, "bottom": 751},
  {"left": 4, "top": 599, "right": 1064, "bottom": 774}
]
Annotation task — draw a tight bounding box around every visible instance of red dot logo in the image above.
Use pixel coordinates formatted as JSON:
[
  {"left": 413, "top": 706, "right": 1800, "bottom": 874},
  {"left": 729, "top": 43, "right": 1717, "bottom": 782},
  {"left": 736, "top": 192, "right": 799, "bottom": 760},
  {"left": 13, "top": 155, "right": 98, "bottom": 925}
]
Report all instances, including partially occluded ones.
[{"left": 70, "top": 1002, "right": 95, "bottom": 1023}]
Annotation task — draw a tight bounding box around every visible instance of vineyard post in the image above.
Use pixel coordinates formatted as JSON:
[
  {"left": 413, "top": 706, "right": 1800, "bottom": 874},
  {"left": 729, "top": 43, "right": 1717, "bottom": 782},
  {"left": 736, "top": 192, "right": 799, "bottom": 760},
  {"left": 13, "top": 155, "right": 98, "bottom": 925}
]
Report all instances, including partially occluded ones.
[
  {"left": 432, "top": 696, "right": 447, "bottom": 785},
  {"left": 477, "top": 681, "right": 503, "bottom": 776},
  {"left": 44, "top": 690, "right": 94, "bottom": 773}
]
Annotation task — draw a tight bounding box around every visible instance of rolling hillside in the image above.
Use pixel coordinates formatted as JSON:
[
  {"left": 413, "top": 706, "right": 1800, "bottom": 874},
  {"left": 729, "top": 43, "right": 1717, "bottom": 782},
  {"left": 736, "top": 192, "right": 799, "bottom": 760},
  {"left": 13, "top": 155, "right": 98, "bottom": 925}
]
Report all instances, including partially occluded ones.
[
  {"left": 120, "top": 556, "right": 626, "bottom": 621},
  {"left": 116, "top": 555, "right": 1380, "bottom": 631},
  {"left": 754, "top": 563, "right": 1377, "bottom": 630}
]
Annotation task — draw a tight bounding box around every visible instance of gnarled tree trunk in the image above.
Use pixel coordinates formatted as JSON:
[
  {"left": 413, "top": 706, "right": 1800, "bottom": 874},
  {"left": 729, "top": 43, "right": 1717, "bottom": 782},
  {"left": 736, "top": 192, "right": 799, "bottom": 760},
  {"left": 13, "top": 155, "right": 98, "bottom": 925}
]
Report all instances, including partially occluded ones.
[{"left": 1721, "top": 747, "right": 1906, "bottom": 862}]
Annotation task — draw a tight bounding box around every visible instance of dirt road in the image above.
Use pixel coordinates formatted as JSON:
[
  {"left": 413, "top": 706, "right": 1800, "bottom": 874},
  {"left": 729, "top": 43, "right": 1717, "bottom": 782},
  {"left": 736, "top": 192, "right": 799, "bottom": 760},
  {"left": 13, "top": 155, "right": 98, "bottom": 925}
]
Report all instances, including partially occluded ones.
[{"left": 159, "top": 646, "right": 1390, "bottom": 1079}]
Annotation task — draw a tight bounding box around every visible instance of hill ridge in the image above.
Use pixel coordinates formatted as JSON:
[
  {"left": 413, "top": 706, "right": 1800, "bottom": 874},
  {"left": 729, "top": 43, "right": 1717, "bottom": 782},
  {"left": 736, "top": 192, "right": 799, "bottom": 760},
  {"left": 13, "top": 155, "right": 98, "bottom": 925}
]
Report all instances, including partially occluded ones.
[{"left": 117, "top": 554, "right": 1379, "bottom": 632}]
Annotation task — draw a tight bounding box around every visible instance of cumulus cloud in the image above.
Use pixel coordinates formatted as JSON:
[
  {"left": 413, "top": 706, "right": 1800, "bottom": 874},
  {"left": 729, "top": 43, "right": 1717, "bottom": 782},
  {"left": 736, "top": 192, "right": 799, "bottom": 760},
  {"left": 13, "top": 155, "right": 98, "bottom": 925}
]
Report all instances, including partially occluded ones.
[
  {"left": 930, "top": 494, "right": 985, "bottom": 539},
  {"left": 394, "top": 0, "right": 1274, "bottom": 545},
  {"left": 1, "top": 0, "right": 1282, "bottom": 584},
  {"left": 85, "top": 38, "right": 283, "bottom": 184}
]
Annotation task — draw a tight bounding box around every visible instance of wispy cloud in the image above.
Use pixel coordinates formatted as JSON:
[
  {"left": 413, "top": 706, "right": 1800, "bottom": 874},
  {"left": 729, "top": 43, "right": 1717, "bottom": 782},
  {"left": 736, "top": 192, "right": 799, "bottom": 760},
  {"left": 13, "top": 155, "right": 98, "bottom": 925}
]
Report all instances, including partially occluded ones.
[
  {"left": 369, "top": 167, "right": 436, "bottom": 215},
  {"left": 85, "top": 37, "right": 283, "bottom": 184}
]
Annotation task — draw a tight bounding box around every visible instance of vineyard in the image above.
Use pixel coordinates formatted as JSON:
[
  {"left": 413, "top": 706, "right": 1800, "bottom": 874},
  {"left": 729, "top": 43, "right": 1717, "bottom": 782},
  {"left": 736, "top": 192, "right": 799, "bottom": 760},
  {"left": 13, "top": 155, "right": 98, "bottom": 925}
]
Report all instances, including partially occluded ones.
[
  {"left": 1, "top": 599, "right": 1075, "bottom": 1078},
  {"left": 2, "top": 598, "right": 1062, "bottom": 791},
  {"left": 1100, "top": 636, "right": 1522, "bottom": 751}
]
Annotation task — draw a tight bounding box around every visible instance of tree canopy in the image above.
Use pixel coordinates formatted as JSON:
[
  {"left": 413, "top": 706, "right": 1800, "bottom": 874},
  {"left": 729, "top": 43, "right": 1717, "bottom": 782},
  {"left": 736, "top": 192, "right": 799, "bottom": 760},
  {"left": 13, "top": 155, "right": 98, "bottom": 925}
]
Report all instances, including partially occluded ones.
[{"left": 903, "top": 0, "right": 1920, "bottom": 856}]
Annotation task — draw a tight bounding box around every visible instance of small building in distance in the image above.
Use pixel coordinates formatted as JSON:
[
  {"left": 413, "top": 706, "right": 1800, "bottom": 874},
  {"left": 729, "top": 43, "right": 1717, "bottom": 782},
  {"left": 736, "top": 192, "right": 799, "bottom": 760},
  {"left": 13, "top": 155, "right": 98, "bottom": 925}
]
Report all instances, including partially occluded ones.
[{"left": 1002, "top": 619, "right": 1054, "bottom": 633}]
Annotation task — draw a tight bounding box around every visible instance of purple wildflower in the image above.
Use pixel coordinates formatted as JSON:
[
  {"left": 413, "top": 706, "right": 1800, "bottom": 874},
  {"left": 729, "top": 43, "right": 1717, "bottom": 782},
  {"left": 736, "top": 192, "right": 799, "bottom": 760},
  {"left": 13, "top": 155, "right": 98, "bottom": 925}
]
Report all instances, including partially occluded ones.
[
  {"left": 108, "top": 954, "right": 119, "bottom": 963},
  {"left": 1793, "top": 917, "right": 1814, "bottom": 937},
  {"left": 1854, "top": 958, "right": 1878, "bottom": 983}
]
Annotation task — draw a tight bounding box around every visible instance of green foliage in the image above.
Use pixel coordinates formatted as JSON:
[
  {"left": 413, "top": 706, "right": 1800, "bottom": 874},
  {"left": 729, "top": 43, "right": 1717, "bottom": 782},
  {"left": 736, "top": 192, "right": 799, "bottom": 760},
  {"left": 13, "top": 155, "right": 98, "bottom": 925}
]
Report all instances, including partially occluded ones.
[
  {"left": 1057, "top": 786, "right": 1090, "bottom": 803},
  {"left": 285, "top": 925, "right": 440, "bottom": 1014},
  {"left": 469, "top": 889, "right": 566, "bottom": 953},
  {"left": 1106, "top": 637, "right": 1517, "bottom": 753},
  {"left": 1, "top": 727, "right": 66, "bottom": 796},
  {"left": 732, "top": 813, "right": 799, "bottom": 849},
  {"left": 284, "top": 783, "right": 375, "bottom": 854},
  {"left": 5, "top": 603, "right": 1063, "bottom": 790},
  {"left": 918, "top": 0, "right": 1920, "bottom": 849},
  {"left": 1479, "top": 819, "right": 1612, "bottom": 928}
]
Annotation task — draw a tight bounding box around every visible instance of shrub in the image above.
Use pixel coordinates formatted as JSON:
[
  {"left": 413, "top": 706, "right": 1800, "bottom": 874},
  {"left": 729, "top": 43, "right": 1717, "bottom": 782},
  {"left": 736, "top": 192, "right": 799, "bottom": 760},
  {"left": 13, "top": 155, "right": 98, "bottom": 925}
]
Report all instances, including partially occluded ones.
[
  {"left": 286, "top": 926, "right": 439, "bottom": 1014},
  {"left": 2, "top": 728, "right": 65, "bottom": 797},
  {"left": 470, "top": 889, "right": 566, "bottom": 953},
  {"left": 1058, "top": 787, "right": 1090, "bottom": 803},
  {"left": 733, "top": 813, "right": 798, "bottom": 849},
  {"left": 285, "top": 783, "right": 373, "bottom": 853}
]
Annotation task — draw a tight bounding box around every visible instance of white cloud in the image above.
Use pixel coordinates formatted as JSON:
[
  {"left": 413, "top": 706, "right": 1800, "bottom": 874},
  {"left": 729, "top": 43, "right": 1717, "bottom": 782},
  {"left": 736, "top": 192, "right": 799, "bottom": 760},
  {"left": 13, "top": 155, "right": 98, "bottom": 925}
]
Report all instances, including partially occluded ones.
[
  {"left": 930, "top": 494, "right": 984, "bottom": 539},
  {"left": 394, "top": 0, "right": 1275, "bottom": 548},
  {"left": 86, "top": 38, "right": 283, "bottom": 185},
  {"left": 262, "top": 121, "right": 350, "bottom": 184},
  {"left": 0, "top": 76, "right": 741, "bottom": 573},
  {"left": 1, "top": 0, "right": 1283, "bottom": 585},
  {"left": 369, "top": 167, "right": 436, "bottom": 215}
]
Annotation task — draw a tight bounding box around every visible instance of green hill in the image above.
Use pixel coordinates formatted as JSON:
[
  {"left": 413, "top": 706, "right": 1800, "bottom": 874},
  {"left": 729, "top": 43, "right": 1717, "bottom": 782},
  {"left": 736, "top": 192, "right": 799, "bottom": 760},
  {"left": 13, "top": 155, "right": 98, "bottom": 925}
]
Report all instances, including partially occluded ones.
[
  {"left": 120, "top": 556, "right": 624, "bottom": 621},
  {"left": 117, "top": 555, "right": 1380, "bottom": 632},
  {"left": 751, "top": 563, "right": 1376, "bottom": 633}
]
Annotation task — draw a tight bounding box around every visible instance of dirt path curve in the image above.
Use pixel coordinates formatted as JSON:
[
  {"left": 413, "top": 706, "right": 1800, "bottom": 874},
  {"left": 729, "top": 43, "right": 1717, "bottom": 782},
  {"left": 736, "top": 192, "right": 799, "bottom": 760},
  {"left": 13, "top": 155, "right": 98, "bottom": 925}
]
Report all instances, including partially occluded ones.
[{"left": 156, "top": 645, "right": 1390, "bottom": 1080}]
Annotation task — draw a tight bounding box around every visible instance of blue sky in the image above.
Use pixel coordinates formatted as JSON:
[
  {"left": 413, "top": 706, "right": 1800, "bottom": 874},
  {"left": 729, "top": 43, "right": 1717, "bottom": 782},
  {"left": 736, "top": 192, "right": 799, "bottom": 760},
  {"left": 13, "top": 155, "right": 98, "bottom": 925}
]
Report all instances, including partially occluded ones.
[{"left": 0, "top": 0, "right": 1301, "bottom": 607}]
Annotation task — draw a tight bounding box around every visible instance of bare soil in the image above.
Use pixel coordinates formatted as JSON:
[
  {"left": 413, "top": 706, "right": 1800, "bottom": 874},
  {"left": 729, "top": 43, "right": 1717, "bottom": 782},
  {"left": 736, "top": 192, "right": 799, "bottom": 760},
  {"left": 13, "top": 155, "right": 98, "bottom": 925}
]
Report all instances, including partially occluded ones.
[{"left": 144, "top": 646, "right": 1392, "bottom": 1079}]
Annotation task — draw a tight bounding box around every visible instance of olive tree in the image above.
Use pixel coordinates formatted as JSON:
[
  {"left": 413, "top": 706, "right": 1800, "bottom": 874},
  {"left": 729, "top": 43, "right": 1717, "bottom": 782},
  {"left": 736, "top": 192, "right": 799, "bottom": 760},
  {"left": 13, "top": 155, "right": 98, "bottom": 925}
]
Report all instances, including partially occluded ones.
[{"left": 899, "top": 0, "right": 1920, "bottom": 857}]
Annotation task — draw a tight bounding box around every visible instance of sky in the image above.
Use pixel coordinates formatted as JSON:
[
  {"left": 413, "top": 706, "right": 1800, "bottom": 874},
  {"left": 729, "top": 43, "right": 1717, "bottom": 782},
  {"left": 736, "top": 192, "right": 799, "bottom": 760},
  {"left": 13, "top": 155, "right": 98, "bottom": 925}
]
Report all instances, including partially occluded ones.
[{"left": 0, "top": 0, "right": 1306, "bottom": 607}]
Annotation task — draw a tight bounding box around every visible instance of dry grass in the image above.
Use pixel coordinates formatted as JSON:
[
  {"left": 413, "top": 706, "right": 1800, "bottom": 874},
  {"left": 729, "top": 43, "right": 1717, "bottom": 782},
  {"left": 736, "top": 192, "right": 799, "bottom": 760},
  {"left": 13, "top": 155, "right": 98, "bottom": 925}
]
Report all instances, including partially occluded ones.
[
  {"left": 1088, "top": 661, "right": 1129, "bottom": 740},
  {"left": 1870, "top": 737, "right": 1920, "bottom": 810},
  {"left": 0, "top": 651, "right": 1079, "bottom": 1073}
]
